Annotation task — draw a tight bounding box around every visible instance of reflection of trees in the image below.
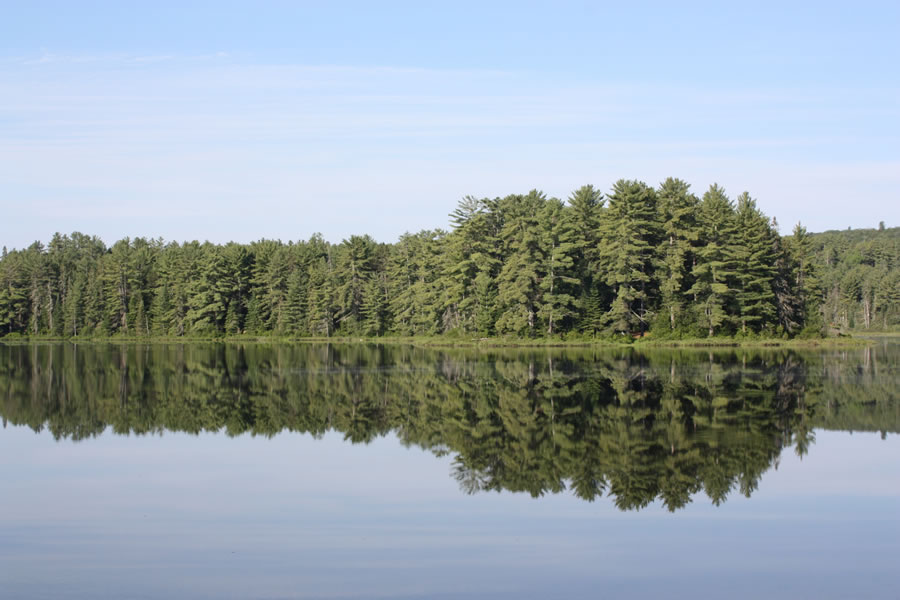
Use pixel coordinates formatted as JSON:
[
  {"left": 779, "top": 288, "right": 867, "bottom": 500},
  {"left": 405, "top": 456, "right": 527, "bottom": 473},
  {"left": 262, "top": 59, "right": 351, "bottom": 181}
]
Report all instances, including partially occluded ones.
[{"left": 0, "top": 342, "right": 897, "bottom": 511}]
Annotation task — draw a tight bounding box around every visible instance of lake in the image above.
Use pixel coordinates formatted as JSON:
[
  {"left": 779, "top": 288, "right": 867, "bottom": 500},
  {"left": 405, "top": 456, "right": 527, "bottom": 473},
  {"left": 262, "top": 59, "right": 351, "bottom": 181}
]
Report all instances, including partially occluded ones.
[{"left": 1, "top": 340, "right": 898, "bottom": 599}]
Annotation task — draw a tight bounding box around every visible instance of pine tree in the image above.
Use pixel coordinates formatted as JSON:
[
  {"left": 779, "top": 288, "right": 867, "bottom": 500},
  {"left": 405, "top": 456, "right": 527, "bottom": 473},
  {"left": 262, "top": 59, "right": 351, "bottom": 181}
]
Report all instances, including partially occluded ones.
[
  {"left": 442, "top": 196, "right": 502, "bottom": 333},
  {"left": 733, "top": 192, "right": 777, "bottom": 334},
  {"left": 306, "top": 256, "right": 336, "bottom": 336},
  {"left": 688, "top": 184, "right": 739, "bottom": 336},
  {"left": 158, "top": 241, "right": 193, "bottom": 337},
  {"left": 335, "top": 235, "right": 377, "bottom": 334},
  {"left": 494, "top": 192, "right": 545, "bottom": 335},
  {"left": 245, "top": 239, "right": 281, "bottom": 331},
  {"left": 787, "top": 223, "right": 823, "bottom": 336},
  {"left": 566, "top": 185, "right": 608, "bottom": 333},
  {"left": 537, "top": 198, "right": 580, "bottom": 335},
  {"left": 103, "top": 239, "right": 132, "bottom": 334},
  {"left": 656, "top": 178, "right": 699, "bottom": 332},
  {"left": 262, "top": 246, "right": 293, "bottom": 332},
  {"left": 127, "top": 237, "right": 158, "bottom": 336},
  {"left": 581, "top": 286, "right": 605, "bottom": 335},
  {"left": 186, "top": 244, "right": 227, "bottom": 334},
  {"left": 150, "top": 271, "right": 173, "bottom": 336},
  {"left": 472, "top": 269, "right": 497, "bottom": 336},
  {"left": 244, "top": 294, "right": 263, "bottom": 335},
  {"left": 599, "top": 180, "right": 660, "bottom": 334},
  {"left": 0, "top": 250, "right": 28, "bottom": 335},
  {"left": 282, "top": 267, "right": 307, "bottom": 335},
  {"left": 221, "top": 243, "right": 253, "bottom": 334},
  {"left": 389, "top": 230, "right": 443, "bottom": 336},
  {"left": 0, "top": 180, "right": 893, "bottom": 340},
  {"left": 361, "top": 273, "right": 388, "bottom": 336},
  {"left": 567, "top": 184, "right": 603, "bottom": 289},
  {"left": 82, "top": 260, "right": 106, "bottom": 335}
]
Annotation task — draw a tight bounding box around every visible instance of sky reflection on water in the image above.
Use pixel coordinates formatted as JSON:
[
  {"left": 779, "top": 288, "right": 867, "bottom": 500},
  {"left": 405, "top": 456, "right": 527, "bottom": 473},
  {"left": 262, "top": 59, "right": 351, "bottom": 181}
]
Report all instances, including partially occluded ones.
[
  {"left": 1, "top": 426, "right": 898, "bottom": 600},
  {"left": 1, "top": 341, "right": 898, "bottom": 599}
]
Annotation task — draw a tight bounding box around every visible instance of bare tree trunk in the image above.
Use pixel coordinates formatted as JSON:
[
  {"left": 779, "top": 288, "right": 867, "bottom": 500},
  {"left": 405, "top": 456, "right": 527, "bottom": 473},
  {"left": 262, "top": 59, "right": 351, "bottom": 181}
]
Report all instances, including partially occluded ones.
[
  {"left": 118, "top": 270, "right": 128, "bottom": 333},
  {"left": 46, "top": 282, "right": 55, "bottom": 334},
  {"left": 872, "top": 293, "right": 877, "bottom": 329},
  {"left": 863, "top": 296, "right": 871, "bottom": 329},
  {"left": 547, "top": 271, "right": 554, "bottom": 335}
]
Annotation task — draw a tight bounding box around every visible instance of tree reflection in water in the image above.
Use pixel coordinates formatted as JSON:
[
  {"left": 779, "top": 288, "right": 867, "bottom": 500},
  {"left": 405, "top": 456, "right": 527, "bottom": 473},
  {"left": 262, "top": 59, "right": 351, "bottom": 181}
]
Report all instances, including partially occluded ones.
[{"left": 1, "top": 342, "right": 896, "bottom": 511}]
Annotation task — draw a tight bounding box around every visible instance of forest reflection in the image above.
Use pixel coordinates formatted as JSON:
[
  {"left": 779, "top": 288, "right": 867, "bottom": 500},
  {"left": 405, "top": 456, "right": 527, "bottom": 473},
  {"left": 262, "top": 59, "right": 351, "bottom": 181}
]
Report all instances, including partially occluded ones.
[{"left": 1, "top": 342, "right": 897, "bottom": 511}]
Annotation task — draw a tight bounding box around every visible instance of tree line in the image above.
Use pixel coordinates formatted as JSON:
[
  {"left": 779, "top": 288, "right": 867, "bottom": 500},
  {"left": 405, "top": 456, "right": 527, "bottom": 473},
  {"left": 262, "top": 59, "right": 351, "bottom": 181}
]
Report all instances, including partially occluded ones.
[
  {"left": 1, "top": 179, "right": 897, "bottom": 339},
  {"left": 1, "top": 343, "right": 895, "bottom": 510}
]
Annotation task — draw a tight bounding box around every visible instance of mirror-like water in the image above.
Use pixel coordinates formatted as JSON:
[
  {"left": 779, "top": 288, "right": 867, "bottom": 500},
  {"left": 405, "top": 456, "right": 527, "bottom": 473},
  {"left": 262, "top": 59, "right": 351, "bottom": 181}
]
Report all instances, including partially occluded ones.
[{"left": 1, "top": 340, "right": 898, "bottom": 599}]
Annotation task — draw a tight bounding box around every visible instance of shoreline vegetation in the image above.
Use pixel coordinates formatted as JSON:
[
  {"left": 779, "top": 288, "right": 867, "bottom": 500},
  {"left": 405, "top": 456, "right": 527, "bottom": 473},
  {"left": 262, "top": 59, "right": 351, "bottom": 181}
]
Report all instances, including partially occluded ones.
[
  {"left": 0, "top": 333, "right": 876, "bottom": 348},
  {"left": 2, "top": 180, "right": 897, "bottom": 342}
]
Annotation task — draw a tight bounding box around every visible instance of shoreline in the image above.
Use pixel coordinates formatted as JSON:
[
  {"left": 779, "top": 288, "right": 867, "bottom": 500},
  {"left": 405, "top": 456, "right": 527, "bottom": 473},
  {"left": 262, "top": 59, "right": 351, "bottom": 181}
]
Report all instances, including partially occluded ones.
[{"left": 0, "top": 334, "right": 879, "bottom": 349}]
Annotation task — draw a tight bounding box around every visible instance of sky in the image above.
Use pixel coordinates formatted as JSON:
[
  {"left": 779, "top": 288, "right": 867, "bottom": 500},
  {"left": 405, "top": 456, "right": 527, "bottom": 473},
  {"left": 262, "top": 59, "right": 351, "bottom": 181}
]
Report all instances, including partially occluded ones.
[{"left": 1, "top": 1, "right": 898, "bottom": 249}]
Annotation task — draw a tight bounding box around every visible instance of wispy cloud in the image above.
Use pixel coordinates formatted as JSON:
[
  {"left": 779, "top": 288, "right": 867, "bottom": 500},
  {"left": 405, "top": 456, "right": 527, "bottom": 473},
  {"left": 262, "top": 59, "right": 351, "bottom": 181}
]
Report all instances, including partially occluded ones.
[{"left": 0, "top": 55, "right": 897, "bottom": 248}]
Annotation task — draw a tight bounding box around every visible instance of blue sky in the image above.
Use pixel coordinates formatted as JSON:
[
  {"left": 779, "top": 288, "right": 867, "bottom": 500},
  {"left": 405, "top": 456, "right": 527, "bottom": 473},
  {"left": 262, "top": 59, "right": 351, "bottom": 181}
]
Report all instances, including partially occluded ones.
[{"left": 1, "top": 1, "right": 898, "bottom": 248}]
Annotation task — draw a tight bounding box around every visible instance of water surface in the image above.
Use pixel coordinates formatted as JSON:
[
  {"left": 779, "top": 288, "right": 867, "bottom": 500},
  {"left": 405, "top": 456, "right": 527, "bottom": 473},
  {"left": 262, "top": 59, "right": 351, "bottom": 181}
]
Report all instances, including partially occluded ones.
[{"left": 1, "top": 341, "right": 898, "bottom": 599}]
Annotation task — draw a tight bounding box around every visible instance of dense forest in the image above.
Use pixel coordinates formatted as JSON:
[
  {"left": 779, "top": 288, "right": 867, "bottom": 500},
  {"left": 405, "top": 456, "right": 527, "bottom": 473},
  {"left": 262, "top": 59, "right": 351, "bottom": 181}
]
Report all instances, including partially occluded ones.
[
  {"left": 1, "top": 179, "right": 897, "bottom": 339},
  {"left": 1, "top": 343, "right": 895, "bottom": 510}
]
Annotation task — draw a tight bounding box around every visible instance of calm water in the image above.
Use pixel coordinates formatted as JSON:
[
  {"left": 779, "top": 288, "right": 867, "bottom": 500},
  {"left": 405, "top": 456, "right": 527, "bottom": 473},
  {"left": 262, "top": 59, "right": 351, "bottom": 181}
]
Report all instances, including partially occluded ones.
[{"left": 1, "top": 340, "right": 898, "bottom": 599}]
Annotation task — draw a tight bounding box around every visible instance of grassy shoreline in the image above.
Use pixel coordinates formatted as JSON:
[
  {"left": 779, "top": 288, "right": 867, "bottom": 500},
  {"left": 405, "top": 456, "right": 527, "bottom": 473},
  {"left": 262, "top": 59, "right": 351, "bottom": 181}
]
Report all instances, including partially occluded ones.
[{"left": 0, "top": 333, "right": 879, "bottom": 348}]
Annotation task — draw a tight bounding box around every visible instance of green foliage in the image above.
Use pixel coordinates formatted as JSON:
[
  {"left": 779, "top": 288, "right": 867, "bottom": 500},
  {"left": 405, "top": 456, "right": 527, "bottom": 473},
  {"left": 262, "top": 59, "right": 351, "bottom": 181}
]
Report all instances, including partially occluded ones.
[
  {"left": 537, "top": 199, "right": 580, "bottom": 334},
  {"left": 733, "top": 192, "right": 778, "bottom": 334},
  {"left": 494, "top": 191, "right": 545, "bottom": 335},
  {"left": 657, "top": 177, "right": 699, "bottom": 332},
  {"left": 599, "top": 180, "right": 660, "bottom": 334},
  {"left": 806, "top": 225, "right": 900, "bottom": 332},
  {"left": 0, "top": 181, "right": 895, "bottom": 339},
  {"left": 389, "top": 230, "right": 444, "bottom": 336},
  {"left": 687, "top": 184, "right": 740, "bottom": 336}
]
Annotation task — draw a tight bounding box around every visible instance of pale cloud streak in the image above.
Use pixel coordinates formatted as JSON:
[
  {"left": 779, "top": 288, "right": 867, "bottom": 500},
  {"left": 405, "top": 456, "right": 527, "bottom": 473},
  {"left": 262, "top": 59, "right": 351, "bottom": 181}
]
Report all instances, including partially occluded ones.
[{"left": 1, "top": 54, "right": 897, "bottom": 248}]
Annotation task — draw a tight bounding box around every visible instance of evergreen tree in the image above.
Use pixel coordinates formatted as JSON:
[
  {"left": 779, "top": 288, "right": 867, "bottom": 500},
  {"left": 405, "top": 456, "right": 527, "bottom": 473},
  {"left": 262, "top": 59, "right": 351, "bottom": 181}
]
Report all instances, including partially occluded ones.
[
  {"left": 62, "top": 273, "right": 84, "bottom": 337},
  {"left": 472, "top": 269, "right": 497, "bottom": 336},
  {"left": 221, "top": 243, "right": 253, "bottom": 334},
  {"left": 126, "top": 237, "right": 158, "bottom": 336},
  {"left": 656, "top": 178, "right": 699, "bottom": 332},
  {"left": 306, "top": 255, "right": 336, "bottom": 336},
  {"left": 688, "top": 184, "right": 739, "bottom": 336},
  {"left": 335, "top": 235, "right": 377, "bottom": 334},
  {"left": 282, "top": 267, "right": 307, "bottom": 335},
  {"left": 599, "top": 180, "right": 660, "bottom": 334},
  {"left": 0, "top": 181, "right": 894, "bottom": 340},
  {"left": 361, "top": 273, "right": 389, "bottom": 336},
  {"left": 770, "top": 220, "right": 802, "bottom": 335},
  {"left": 0, "top": 250, "right": 28, "bottom": 335},
  {"left": 389, "top": 230, "right": 443, "bottom": 335},
  {"left": 186, "top": 244, "right": 227, "bottom": 334},
  {"left": 442, "top": 196, "right": 503, "bottom": 333},
  {"left": 103, "top": 239, "right": 132, "bottom": 334},
  {"left": 566, "top": 184, "right": 607, "bottom": 334},
  {"left": 494, "top": 192, "right": 545, "bottom": 335},
  {"left": 566, "top": 184, "right": 603, "bottom": 289},
  {"left": 787, "top": 223, "right": 823, "bottom": 335},
  {"left": 537, "top": 198, "right": 580, "bottom": 335},
  {"left": 733, "top": 192, "right": 777, "bottom": 334},
  {"left": 247, "top": 239, "right": 282, "bottom": 332}
]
